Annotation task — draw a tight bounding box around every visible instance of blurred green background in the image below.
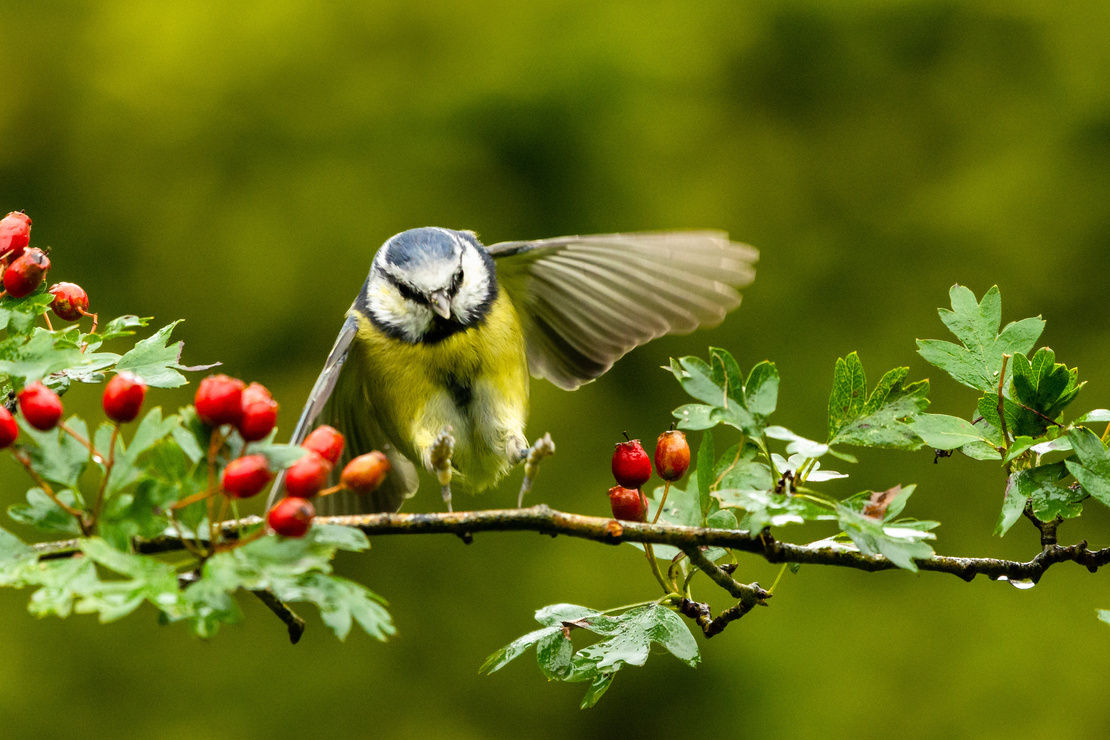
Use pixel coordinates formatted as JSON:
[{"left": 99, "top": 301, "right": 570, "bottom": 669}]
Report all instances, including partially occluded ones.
[{"left": 3, "top": 0, "right": 1110, "bottom": 737}]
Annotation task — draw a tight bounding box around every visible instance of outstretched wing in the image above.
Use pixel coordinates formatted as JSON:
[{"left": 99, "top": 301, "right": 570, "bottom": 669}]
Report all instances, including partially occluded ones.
[
  {"left": 488, "top": 231, "right": 758, "bottom": 390},
  {"left": 266, "top": 312, "right": 418, "bottom": 514}
]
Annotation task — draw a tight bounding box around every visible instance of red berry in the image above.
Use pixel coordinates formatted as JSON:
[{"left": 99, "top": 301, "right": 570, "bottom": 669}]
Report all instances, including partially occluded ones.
[
  {"left": 222, "top": 454, "right": 273, "bottom": 498},
  {"left": 608, "top": 485, "right": 646, "bottom": 522},
  {"left": 612, "top": 437, "right": 652, "bottom": 489},
  {"left": 0, "top": 212, "right": 31, "bottom": 259},
  {"left": 18, "top": 381, "right": 62, "bottom": 431},
  {"left": 194, "top": 374, "right": 245, "bottom": 427},
  {"left": 48, "top": 282, "right": 90, "bottom": 321},
  {"left": 102, "top": 371, "right": 147, "bottom": 423},
  {"left": 3, "top": 247, "right": 50, "bottom": 299},
  {"left": 654, "top": 429, "right": 690, "bottom": 482},
  {"left": 340, "top": 451, "right": 390, "bottom": 494},
  {"left": 284, "top": 451, "right": 332, "bottom": 498},
  {"left": 0, "top": 406, "right": 18, "bottom": 448},
  {"left": 237, "top": 382, "right": 278, "bottom": 442},
  {"left": 303, "top": 425, "right": 345, "bottom": 465},
  {"left": 267, "top": 496, "right": 315, "bottom": 537}
]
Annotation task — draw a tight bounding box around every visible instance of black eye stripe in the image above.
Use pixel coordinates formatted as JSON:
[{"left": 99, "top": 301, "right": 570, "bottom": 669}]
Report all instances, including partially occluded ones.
[{"left": 388, "top": 275, "right": 423, "bottom": 304}]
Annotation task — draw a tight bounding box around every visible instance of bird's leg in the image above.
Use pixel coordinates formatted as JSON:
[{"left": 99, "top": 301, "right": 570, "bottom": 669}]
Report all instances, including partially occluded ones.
[
  {"left": 430, "top": 427, "right": 456, "bottom": 512},
  {"left": 516, "top": 433, "right": 555, "bottom": 508}
]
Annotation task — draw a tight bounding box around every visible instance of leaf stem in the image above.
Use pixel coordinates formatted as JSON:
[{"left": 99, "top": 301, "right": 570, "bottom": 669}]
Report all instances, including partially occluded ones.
[
  {"left": 11, "top": 449, "right": 85, "bottom": 521},
  {"left": 58, "top": 422, "right": 104, "bottom": 465},
  {"left": 651, "top": 481, "right": 671, "bottom": 525},
  {"left": 767, "top": 563, "right": 789, "bottom": 593},
  {"left": 206, "top": 428, "right": 227, "bottom": 554},
  {"left": 997, "top": 354, "right": 1012, "bottom": 451},
  {"left": 90, "top": 423, "right": 119, "bottom": 527}
]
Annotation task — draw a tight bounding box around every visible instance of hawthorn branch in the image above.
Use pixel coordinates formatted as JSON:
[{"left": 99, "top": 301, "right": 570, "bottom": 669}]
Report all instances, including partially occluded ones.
[
  {"left": 250, "top": 589, "right": 306, "bottom": 644},
  {"left": 28, "top": 505, "right": 1110, "bottom": 585}
]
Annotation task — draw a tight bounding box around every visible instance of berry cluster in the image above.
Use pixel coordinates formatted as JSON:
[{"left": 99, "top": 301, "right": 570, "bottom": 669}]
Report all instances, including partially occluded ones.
[
  {"left": 196, "top": 375, "right": 390, "bottom": 538},
  {"left": 608, "top": 429, "right": 690, "bottom": 522},
  {"left": 0, "top": 373, "right": 148, "bottom": 450},
  {"left": 0, "top": 211, "right": 95, "bottom": 327}
]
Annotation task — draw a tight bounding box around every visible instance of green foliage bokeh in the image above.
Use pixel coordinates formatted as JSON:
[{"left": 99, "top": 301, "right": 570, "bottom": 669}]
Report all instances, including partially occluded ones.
[{"left": 3, "top": 1, "right": 1110, "bottom": 737}]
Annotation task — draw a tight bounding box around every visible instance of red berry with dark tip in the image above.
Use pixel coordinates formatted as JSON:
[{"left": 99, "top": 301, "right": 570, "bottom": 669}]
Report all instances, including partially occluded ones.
[
  {"left": 303, "top": 424, "right": 345, "bottom": 465},
  {"left": 284, "top": 451, "right": 332, "bottom": 498},
  {"left": 267, "top": 496, "right": 315, "bottom": 537},
  {"left": 194, "top": 374, "right": 245, "bottom": 427},
  {"left": 237, "top": 382, "right": 278, "bottom": 442},
  {"left": 222, "top": 454, "right": 273, "bottom": 498},
  {"left": 3, "top": 247, "right": 50, "bottom": 298},
  {"left": 0, "top": 212, "right": 31, "bottom": 259},
  {"left": 18, "top": 381, "right": 62, "bottom": 431},
  {"left": 0, "top": 406, "right": 18, "bottom": 448},
  {"left": 612, "top": 437, "right": 652, "bottom": 489},
  {"left": 102, "top": 371, "right": 147, "bottom": 423},
  {"left": 340, "top": 451, "right": 390, "bottom": 494},
  {"left": 654, "top": 429, "right": 690, "bottom": 482},
  {"left": 48, "top": 282, "right": 90, "bottom": 321},
  {"left": 608, "top": 485, "right": 646, "bottom": 522}
]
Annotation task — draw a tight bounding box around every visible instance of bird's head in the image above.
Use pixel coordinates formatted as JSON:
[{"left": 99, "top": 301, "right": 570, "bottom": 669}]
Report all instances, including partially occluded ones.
[{"left": 362, "top": 227, "right": 498, "bottom": 343}]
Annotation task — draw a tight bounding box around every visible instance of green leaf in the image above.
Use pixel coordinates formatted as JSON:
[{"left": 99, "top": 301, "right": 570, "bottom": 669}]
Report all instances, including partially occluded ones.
[
  {"left": 536, "top": 630, "right": 574, "bottom": 680},
  {"left": 696, "top": 431, "right": 715, "bottom": 523},
  {"left": 827, "top": 354, "right": 929, "bottom": 449},
  {"left": 672, "top": 404, "right": 716, "bottom": 431},
  {"left": 1065, "top": 427, "right": 1110, "bottom": 507},
  {"left": 0, "top": 330, "right": 95, "bottom": 384},
  {"left": 311, "top": 524, "right": 371, "bottom": 552},
  {"left": 1076, "top": 409, "right": 1110, "bottom": 424},
  {"left": 481, "top": 603, "right": 697, "bottom": 708},
  {"left": 0, "top": 525, "right": 32, "bottom": 563},
  {"left": 482, "top": 604, "right": 601, "bottom": 674},
  {"left": 17, "top": 415, "right": 91, "bottom": 489},
  {"left": 0, "top": 287, "right": 53, "bottom": 335},
  {"left": 188, "top": 526, "right": 394, "bottom": 642},
  {"left": 574, "top": 605, "right": 699, "bottom": 670},
  {"left": 765, "top": 426, "right": 830, "bottom": 459},
  {"left": 667, "top": 350, "right": 778, "bottom": 436},
  {"left": 837, "top": 499, "right": 936, "bottom": 572},
  {"left": 74, "top": 538, "right": 182, "bottom": 622},
  {"left": 744, "top": 361, "right": 780, "bottom": 417},
  {"left": 8, "top": 488, "right": 82, "bottom": 535},
  {"left": 244, "top": 440, "right": 309, "bottom": 470},
  {"left": 281, "top": 573, "right": 394, "bottom": 642},
  {"left": 996, "top": 463, "right": 1075, "bottom": 536},
  {"left": 716, "top": 487, "right": 835, "bottom": 530},
  {"left": 908, "top": 414, "right": 1000, "bottom": 457},
  {"left": 25, "top": 557, "right": 101, "bottom": 618},
  {"left": 578, "top": 672, "right": 616, "bottom": 709},
  {"left": 827, "top": 352, "right": 867, "bottom": 439},
  {"left": 114, "top": 321, "right": 217, "bottom": 388},
  {"left": 917, "top": 285, "right": 1044, "bottom": 392}
]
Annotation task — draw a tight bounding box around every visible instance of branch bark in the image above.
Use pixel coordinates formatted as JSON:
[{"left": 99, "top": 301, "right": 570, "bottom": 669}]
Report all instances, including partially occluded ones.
[{"left": 30, "top": 504, "right": 1110, "bottom": 585}]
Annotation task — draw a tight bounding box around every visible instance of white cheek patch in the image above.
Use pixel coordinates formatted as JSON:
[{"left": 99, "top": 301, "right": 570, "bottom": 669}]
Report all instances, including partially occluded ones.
[
  {"left": 452, "top": 246, "right": 491, "bottom": 321},
  {"left": 365, "top": 277, "right": 432, "bottom": 342}
]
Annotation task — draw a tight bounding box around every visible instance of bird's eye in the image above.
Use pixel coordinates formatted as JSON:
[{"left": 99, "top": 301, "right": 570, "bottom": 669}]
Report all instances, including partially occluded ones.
[
  {"left": 393, "top": 281, "right": 422, "bottom": 304},
  {"left": 449, "top": 270, "right": 463, "bottom": 295}
]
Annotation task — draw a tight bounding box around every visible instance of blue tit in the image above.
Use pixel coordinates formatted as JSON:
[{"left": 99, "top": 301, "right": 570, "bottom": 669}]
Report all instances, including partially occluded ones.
[{"left": 267, "top": 227, "right": 757, "bottom": 515}]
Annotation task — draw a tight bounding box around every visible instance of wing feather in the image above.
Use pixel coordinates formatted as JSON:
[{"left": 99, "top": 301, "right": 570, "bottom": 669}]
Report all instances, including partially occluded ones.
[
  {"left": 490, "top": 231, "right": 757, "bottom": 390},
  {"left": 266, "top": 312, "right": 418, "bottom": 513}
]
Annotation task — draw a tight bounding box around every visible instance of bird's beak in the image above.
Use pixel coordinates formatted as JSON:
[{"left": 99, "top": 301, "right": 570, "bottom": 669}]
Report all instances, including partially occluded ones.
[{"left": 429, "top": 290, "right": 452, "bottom": 319}]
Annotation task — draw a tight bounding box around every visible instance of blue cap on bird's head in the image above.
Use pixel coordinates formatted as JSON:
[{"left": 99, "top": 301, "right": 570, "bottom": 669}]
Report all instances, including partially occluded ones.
[{"left": 381, "top": 227, "right": 475, "bottom": 268}]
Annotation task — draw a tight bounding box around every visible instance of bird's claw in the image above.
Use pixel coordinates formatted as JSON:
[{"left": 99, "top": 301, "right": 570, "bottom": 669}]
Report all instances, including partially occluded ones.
[
  {"left": 431, "top": 427, "right": 456, "bottom": 512},
  {"left": 518, "top": 433, "right": 555, "bottom": 507}
]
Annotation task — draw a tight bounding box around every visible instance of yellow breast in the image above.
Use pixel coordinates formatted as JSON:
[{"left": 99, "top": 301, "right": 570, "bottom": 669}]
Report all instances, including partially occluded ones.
[{"left": 348, "top": 290, "right": 530, "bottom": 491}]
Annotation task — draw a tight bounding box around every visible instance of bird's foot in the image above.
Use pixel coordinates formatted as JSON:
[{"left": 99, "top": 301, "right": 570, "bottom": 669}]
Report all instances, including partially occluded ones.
[
  {"left": 518, "top": 433, "right": 555, "bottom": 507},
  {"left": 430, "top": 427, "right": 456, "bottom": 512}
]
